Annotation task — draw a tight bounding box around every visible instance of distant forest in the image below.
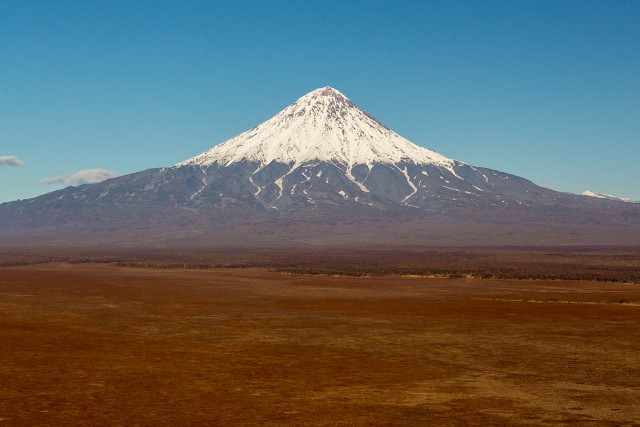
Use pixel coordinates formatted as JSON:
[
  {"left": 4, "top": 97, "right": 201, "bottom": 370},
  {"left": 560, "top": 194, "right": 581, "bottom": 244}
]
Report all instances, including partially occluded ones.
[{"left": 1, "top": 246, "right": 639, "bottom": 284}]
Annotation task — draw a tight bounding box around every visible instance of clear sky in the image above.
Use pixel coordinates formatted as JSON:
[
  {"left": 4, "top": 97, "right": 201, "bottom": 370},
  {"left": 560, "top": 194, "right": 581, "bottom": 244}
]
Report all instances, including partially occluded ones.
[{"left": 1, "top": 0, "right": 638, "bottom": 203}]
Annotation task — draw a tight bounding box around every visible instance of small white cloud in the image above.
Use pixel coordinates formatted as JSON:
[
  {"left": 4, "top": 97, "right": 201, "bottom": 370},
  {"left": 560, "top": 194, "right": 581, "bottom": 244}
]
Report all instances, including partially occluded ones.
[
  {"left": 0, "top": 155, "right": 25, "bottom": 166},
  {"left": 39, "top": 176, "right": 66, "bottom": 185},
  {"left": 38, "top": 168, "right": 119, "bottom": 186},
  {"left": 67, "top": 168, "right": 119, "bottom": 186}
]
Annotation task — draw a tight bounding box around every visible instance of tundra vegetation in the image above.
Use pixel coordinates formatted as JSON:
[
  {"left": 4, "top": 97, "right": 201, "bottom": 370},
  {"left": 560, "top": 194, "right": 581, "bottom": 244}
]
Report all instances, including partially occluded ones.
[{"left": 0, "top": 247, "right": 639, "bottom": 425}]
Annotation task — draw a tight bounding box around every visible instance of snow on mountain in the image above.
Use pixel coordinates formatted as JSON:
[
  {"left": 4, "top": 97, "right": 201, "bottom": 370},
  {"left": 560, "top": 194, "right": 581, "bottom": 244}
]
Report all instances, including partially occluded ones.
[
  {"left": 170, "top": 86, "right": 575, "bottom": 210},
  {"left": 581, "top": 190, "right": 635, "bottom": 203},
  {"left": 2, "top": 86, "right": 640, "bottom": 245},
  {"left": 177, "top": 86, "right": 457, "bottom": 170}
]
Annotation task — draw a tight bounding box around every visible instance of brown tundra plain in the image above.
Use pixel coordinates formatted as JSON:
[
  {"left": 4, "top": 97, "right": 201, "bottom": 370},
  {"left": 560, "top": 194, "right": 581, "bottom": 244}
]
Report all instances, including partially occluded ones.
[{"left": 1, "top": 248, "right": 640, "bottom": 426}]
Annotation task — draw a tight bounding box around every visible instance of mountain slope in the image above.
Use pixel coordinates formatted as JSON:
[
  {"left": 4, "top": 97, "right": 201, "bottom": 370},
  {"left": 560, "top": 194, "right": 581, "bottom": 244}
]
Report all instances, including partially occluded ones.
[
  {"left": 0, "top": 86, "right": 638, "bottom": 246},
  {"left": 171, "top": 87, "right": 579, "bottom": 212}
]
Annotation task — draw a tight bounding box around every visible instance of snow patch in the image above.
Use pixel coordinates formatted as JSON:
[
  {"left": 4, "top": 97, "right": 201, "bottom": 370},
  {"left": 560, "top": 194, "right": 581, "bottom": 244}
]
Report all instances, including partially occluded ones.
[
  {"left": 249, "top": 175, "right": 262, "bottom": 196},
  {"left": 399, "top": 166, "right": 418, "bottom": 203},
  {"left": 582, "top": 190, "right": 635, "bottom": 203},
  {"left": 190, "top": 177, "right": 208, "bottom": 200},
  {"left": 345, "top": 164, "right": 369, "bottom": 193}
]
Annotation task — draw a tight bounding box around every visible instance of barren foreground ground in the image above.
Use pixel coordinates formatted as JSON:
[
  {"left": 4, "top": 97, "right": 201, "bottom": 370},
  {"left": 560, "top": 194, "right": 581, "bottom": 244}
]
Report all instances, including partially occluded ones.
[{"left": 1, "top": 264, "right": 639, "bottom": 426}]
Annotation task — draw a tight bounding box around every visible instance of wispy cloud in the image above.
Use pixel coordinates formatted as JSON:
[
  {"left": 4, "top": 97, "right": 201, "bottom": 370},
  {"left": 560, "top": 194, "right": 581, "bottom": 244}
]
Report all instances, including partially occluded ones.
[
  {"left": 39, "top": 176, "right": 66, "bottom": 185},
  {"left": 39, "top": 168, "right": 119, "bottom": 186},
  {"left": 68, "top": 169, "right": 119, "bottom": 186},
  {"left": 0, "top": 155, "right": 25, "bottom": 166}
]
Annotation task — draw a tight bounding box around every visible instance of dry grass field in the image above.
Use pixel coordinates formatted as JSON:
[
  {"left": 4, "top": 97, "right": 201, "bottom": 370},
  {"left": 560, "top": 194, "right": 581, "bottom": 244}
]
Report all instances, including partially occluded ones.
[{"left": 1, "top": 263, "right": 639, "bottom": 425}]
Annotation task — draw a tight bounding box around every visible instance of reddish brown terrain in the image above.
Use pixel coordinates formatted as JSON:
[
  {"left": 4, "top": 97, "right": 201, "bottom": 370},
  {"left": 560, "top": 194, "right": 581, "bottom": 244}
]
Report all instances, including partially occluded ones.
[{"left": 1, "top": 262, "right": 639, "bottom": 425}]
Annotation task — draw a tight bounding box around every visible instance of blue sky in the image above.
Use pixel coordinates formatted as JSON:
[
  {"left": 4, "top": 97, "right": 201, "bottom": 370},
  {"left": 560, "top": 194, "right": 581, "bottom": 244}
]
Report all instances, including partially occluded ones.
[{"left": 1, "top": 0, "right": 638, "bottom": 203}]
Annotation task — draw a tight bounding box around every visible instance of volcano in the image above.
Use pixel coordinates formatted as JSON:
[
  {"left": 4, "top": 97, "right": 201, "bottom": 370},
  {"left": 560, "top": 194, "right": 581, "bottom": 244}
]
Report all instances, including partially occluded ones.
[{"left": 1, "top": 87, "right": 638, "bottom": 246}]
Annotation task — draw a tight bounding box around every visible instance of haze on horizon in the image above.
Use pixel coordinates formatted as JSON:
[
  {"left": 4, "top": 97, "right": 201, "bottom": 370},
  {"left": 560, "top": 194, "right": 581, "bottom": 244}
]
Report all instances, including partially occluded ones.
[{"left": 1, "top": 1, "right": 638, "bottom": 204}]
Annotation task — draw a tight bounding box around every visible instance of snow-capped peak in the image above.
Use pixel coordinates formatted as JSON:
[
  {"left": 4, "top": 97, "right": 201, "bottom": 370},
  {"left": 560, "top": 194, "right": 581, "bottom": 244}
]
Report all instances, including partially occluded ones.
[
  {"left": 177, "top": 86, "right": 457, "bottom": 168},
  {"left": 582, "top": 190, "right": 635, "bottom": 203}
]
